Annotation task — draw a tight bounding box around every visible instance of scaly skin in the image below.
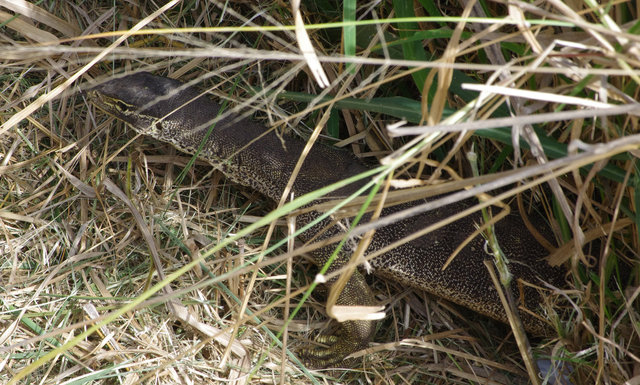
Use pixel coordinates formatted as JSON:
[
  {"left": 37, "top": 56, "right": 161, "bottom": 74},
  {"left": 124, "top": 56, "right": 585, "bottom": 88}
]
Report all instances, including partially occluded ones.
[{"left": 90, "top": 72, "right": 565, "bottom": 366}]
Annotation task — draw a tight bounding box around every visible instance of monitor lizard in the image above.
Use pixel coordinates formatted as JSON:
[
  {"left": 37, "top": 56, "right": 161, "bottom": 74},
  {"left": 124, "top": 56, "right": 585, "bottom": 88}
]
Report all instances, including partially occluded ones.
[{"left": 89, "top": 72, "right": 566, "bottom": 367}]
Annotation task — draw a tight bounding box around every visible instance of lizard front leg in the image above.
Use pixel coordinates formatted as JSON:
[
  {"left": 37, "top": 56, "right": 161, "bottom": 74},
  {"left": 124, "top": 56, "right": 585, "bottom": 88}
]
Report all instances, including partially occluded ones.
[{"left": 300, "top": 267, "right": 378, "bottom": 367}]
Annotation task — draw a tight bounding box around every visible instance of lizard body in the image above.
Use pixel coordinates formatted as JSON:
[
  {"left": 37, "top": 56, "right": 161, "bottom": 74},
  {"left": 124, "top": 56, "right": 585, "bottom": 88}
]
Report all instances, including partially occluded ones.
[{"left": 90, "top": 72, "right": 565, "bottom": 366}]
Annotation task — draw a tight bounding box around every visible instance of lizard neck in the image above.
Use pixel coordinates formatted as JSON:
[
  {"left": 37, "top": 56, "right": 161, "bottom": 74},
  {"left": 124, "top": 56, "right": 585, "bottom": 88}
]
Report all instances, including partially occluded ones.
[{"left": 152, "top": 95, "right": 370, "bottom": 201}]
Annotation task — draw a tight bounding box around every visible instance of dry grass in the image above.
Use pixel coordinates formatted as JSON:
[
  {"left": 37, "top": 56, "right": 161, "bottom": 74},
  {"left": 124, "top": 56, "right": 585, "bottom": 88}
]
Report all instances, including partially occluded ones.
[{"left": 1, "top": 0, "right": 639, "bottom": 384}]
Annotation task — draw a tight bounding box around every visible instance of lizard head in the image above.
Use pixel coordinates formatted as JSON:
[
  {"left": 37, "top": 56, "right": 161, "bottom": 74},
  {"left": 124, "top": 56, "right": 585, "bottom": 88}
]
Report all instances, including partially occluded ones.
[{"left": 89, "top": 72, "right": 209, "bottom": 141}]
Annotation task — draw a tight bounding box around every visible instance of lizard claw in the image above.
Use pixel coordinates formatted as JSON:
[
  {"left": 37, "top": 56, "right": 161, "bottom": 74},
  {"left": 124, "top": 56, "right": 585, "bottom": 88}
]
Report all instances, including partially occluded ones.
[
  {"left": 300, "top": 332, "right": 368, "bottom": 368},
  {"left": 299, "top": 320, "right": 375, "bottom": 368}
]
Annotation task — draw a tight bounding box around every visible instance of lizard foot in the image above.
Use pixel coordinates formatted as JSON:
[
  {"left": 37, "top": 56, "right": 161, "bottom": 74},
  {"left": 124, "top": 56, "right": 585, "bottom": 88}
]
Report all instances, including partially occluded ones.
[{"left": 299, "top": 320, "right": 375, "bottom": 368}]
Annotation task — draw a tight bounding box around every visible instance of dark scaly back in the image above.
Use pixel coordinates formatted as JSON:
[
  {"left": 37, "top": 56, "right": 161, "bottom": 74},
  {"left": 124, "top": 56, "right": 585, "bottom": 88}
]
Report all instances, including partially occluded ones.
[{"left": 367, "top": 200, "right": 565, "bottom": 335}]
